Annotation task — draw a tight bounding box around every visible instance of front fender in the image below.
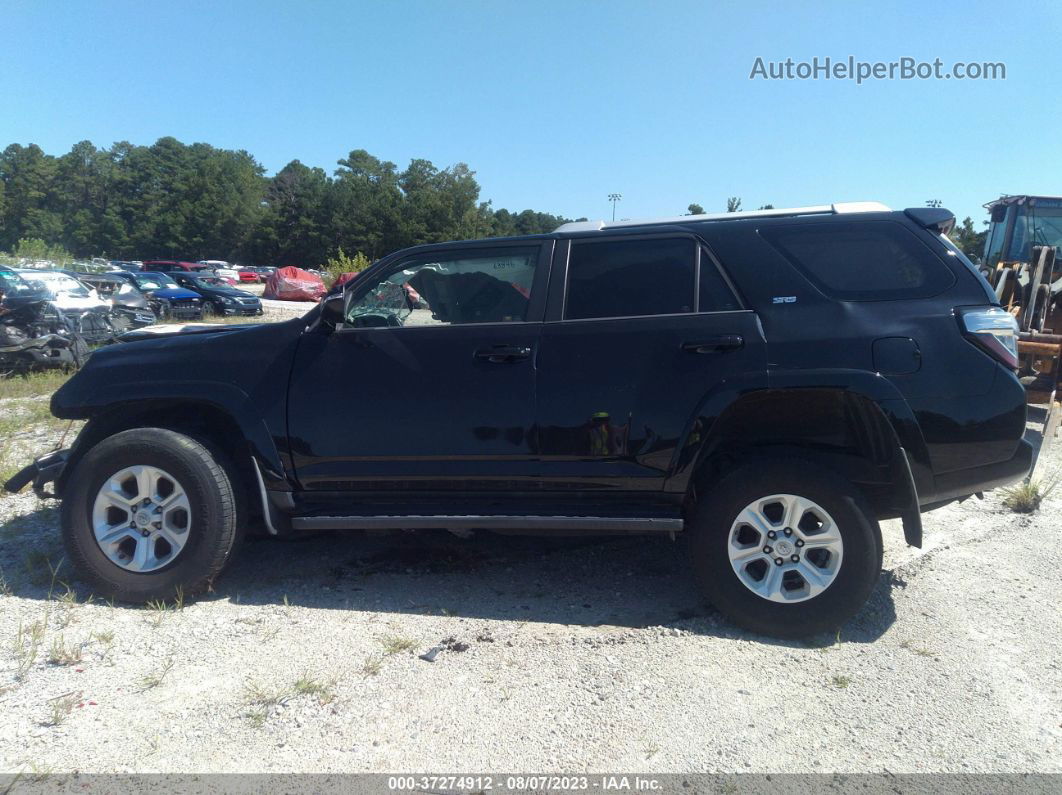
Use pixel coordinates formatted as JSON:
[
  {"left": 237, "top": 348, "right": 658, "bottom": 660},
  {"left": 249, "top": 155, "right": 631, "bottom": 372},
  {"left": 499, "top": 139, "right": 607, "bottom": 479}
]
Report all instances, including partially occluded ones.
[{"left": 56, "top": 379, "right": 289, "bottom": 492}]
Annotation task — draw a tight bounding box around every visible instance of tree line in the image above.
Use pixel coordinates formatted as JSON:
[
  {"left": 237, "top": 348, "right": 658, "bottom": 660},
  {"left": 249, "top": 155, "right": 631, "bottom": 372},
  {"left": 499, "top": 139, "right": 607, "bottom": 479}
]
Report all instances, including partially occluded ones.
[
  {"left": 0, "top": 136, "right": 988, "bottom": 268},
  {"left": 0, "top": 138, "right": 575, "bottom": 267}
]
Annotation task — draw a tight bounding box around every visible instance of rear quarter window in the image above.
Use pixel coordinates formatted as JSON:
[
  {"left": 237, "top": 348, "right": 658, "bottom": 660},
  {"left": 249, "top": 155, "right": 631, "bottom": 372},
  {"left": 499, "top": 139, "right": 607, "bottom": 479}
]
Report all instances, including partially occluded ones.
[{"left": 760, "top": 221, "right": 955, "bottom": 301}]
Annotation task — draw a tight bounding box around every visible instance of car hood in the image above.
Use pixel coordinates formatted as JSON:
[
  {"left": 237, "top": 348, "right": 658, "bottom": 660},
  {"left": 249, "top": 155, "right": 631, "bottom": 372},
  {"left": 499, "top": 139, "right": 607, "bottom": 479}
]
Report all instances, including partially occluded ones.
[
  {"left": 49, "top": 294, "right": 110, "bottom": 312},
  {"left": 51, "top": 317, "right": 308, "bottom": 418},
  {"left": 149, "top": 287, "right": 201, "bottom": 301}
]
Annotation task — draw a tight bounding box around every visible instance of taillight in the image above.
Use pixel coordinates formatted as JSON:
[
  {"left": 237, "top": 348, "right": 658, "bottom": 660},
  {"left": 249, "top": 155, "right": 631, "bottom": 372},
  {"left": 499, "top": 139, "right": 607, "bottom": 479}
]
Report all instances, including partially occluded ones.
[{"left": 958, "top": 306, "right": 1019, "bottom": 369}]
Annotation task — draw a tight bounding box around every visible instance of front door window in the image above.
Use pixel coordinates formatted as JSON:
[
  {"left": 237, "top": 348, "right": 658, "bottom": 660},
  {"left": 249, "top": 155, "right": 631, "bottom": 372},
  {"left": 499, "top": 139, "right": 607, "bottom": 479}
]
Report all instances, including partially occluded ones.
[{"left": 345, "top": 248, "right": 540, "bottom": 328}]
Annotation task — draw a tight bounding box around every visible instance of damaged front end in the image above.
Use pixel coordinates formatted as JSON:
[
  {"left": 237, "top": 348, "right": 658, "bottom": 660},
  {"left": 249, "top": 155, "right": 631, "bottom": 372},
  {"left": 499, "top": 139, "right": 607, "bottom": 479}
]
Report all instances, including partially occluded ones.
[
  {"left": 0, "top": 300, "right": 85, "bottom": 375},
  {"left": 3, "top": 448, "right": 69, "bottom": 499}
]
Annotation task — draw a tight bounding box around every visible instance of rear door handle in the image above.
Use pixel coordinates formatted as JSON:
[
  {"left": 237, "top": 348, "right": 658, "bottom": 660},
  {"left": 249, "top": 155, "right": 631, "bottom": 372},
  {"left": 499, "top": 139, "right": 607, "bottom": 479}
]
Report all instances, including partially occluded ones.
[
  {"left": 474, "top": 345, "right": 532, "bottom": 363},
  {"left": 682, "top": 335, "right": 744, "bottom": 354}
]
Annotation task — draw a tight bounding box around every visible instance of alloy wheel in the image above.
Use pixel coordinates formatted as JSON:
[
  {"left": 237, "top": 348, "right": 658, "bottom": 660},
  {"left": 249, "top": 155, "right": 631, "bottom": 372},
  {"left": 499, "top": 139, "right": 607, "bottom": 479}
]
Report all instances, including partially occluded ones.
[
  {"left": 90, "top": 465, "right": 192, "bottom": 573},
  {"left": 727, "top": 493, "right": 843, "bottom": 603}
]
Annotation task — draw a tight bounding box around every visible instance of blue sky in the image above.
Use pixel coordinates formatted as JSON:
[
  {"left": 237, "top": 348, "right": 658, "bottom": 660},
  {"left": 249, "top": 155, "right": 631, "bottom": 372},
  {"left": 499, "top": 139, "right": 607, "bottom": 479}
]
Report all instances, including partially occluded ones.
[{"left": 2, "top": 0, "right": 1060, "bottom": 226}]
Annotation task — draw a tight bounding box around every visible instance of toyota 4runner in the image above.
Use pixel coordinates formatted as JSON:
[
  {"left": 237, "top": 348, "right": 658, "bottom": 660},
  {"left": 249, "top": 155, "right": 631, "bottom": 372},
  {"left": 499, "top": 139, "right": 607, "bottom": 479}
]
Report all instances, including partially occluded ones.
[{"left": 4, "top": 202, "right": 1032, "bottom": 638}]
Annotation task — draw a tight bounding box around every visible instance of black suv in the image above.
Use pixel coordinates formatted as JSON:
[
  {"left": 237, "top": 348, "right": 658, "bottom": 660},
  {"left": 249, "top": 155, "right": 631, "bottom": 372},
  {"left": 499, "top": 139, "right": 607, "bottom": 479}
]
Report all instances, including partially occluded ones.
[{"left": 4, "top": 203, "right": 1031, "bottom": 638}]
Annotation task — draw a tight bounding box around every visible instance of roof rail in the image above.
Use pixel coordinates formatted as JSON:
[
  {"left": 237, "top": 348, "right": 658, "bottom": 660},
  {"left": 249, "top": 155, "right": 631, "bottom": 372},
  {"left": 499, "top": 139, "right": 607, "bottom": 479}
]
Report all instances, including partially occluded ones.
[{"left": 554, "top": 201, "right": 892, "bottom": 233}]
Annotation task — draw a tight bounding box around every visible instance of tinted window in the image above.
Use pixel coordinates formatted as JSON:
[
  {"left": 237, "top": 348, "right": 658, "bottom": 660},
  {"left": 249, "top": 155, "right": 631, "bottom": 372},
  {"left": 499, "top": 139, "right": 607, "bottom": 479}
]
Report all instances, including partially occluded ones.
[
  {"left": 346, "top": 247, "right": 538, "bottom": 327},
  {"left": 699, "top": 250, "right": 742, "bottom": 312},
  {"left": 761, "top": 221, "right": 955, "bottom": 301},
  {"left": 565, "top": 238, "right": 695, "bottom": 320}
]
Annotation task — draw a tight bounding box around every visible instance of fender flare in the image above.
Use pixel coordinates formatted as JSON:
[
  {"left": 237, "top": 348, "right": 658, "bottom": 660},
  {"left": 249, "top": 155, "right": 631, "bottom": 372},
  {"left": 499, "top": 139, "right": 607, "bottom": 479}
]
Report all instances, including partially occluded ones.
[
  {"left": 670, "top": 369, "right": 930, "bottom": 547},
  {"left": 59, "top": 379, "right": 289, "bottom": 492}
]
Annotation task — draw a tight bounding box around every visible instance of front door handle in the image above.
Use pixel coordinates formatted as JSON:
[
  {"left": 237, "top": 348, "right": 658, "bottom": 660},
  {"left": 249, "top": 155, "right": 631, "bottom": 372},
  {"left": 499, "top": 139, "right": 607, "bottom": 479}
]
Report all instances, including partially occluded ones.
[
  {"left": 682, "top": 335, "right": 744, "bottom": 354},
  {"left": 474, "top": 345, "right": 532, "bottom": 363}
]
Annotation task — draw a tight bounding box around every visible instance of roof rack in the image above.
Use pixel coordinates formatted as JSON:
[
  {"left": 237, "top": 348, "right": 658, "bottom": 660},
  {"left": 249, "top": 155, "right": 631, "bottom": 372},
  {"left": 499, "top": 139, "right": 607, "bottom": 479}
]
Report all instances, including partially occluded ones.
[{"left": 554, "top": 201, "right": 892, "bottom": 233}]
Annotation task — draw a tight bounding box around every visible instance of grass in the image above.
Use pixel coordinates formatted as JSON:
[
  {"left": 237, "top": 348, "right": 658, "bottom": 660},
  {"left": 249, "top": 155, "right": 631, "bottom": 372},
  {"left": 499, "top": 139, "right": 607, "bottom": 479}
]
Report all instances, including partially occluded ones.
[
  {"left": 831, "top": 674, "right": 852, "bottom": 689},
  {"left": 243, "top": 680, "right": 293, "bottom": 710},
  {"left": 1000, "top": 477, "right": 1057, "bottom": 513},
  {"left": 379, "top": 634, "right": 416, "bottom": 656},
  {"left": 0, "top": 400, "right": 61, "bottom": 437},
  {"left": 900, "top": 640, "right": 936, "bottom": 659},
  {"left": 14, "top": 619, "right": 46, "bottom": 680},
  {"left": 0, "top": 370, "right": 73, "bottom": 401},
  {"left": 360, "top": 654, "right": 384, "bottom": 676},
  {"left": 138, "top": 657, "right": 175, "bottom": 691},
  {"left": 23, "top": 551, "right": 62, "bottom": 588},
  {"left": 292, "top": 674, "right": 336, "bottom": 705},
  {"left": 46, "top": 635, "right": 83, "bottom": 667},
  {"left": 43, "top": 692, "right": 80, "bottom": 727}
]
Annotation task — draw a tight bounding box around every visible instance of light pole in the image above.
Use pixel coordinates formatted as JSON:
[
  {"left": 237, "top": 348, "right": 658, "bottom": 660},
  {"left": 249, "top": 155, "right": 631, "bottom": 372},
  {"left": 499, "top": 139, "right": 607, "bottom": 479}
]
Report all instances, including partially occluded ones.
[{"left": 608, "top": 193, "right": 622, "bottom": 221}]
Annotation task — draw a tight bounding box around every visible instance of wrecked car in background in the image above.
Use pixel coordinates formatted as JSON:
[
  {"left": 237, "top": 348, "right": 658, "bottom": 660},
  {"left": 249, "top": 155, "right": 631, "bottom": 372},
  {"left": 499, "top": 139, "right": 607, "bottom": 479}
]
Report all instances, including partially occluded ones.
[{"left": 0, "top": 268, "right": 89, "bottom": 376}]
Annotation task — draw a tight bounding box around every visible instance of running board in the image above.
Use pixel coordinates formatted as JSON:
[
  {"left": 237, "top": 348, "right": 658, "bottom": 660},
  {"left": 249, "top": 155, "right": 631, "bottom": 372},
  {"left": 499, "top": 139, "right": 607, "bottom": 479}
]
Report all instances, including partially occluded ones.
[{"left": 290, "top": 515, "right": 684, "bottom": 533}]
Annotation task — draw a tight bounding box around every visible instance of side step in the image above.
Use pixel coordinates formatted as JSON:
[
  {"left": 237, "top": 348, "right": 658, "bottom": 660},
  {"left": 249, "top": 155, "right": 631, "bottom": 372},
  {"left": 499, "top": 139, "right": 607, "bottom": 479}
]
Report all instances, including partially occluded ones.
[{"left": 290, "top": 515, "right": 684, "bottom": 533}]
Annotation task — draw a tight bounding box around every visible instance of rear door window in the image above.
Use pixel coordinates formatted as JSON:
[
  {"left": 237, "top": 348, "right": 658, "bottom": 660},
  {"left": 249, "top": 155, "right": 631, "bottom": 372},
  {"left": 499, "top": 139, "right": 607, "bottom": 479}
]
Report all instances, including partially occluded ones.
[
  {"left": 564, "top": 238, "right": 696, "bottom": 320},
  {"left": 760, "top": 221, "right": 955, "bottom": 301}
]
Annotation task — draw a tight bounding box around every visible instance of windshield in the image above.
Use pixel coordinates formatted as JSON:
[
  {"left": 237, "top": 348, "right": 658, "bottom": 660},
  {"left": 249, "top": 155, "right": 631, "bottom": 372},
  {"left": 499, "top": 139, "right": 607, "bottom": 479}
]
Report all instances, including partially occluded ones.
[
  {"left": 26, "top": 272, "right": 93, "bottom": 297},
  {"left": 193, "top": 276, "right": 226, "bottom": 287},
  {"left": 133, "top": 273, "right": 176, "bottom": 289},
  {"left": 115, "top": 283, "right": 142, "bottom": 301},
  {"left": 0, "top": 269, "right": 43, "bottom": 297},
  {"left": 1006, "top": 203, "right": 1062, "bottom": 262}
]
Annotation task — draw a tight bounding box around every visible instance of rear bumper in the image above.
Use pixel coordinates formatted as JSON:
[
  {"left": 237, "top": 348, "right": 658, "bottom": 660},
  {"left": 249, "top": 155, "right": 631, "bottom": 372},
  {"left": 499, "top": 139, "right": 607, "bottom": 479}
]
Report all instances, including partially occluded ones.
[
  {"left": 3, "top": 449, "right": 69, "bottom": 498},
  {"left": 921, "top": 438, "right": 1033, "bottom": 506}
]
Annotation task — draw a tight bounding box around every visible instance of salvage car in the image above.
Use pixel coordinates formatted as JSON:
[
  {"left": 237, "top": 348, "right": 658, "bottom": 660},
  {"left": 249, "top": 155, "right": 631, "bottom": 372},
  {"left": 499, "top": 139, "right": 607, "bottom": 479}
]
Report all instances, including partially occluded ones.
[
  {"left": 170, "top": 273, "right": 263, "bottom": 317},
  {"left": 0, "top": 268, "right": 89, "bottom": 375},
  {"left": 111, "top": 271, "right": 203, "bottom": 320},
  {"left": 16, "top": 269, "right": 110, "bottom": 317},
  {"left": 4, "top": 203, "right": 1032, "bottom": 638},
  {"left": 63, "top": 272, "right": 157, "bottom": 333}
]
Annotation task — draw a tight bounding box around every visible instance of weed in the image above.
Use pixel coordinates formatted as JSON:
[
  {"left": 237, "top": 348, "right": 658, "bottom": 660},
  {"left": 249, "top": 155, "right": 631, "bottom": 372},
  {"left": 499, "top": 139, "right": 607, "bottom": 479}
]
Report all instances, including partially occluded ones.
[
  {"left": 900, "top": 640, "right": 936, "bottom": 659},
  {"left": 645, "top": 741, "right": 660, "bottom": 760},
  {"left": 92, "top": 630, "right": 115, "bottom": 644},
  {"left": 831, "top": 674, "right": 851, "bottom": 689},
  {"left": 138, "top": 657, "right": 175, "bottom": 691},
  {"left": 1001, "top": 477, "right": 1058, "bottom": 513},
  {"left": 46, "top": 636, "right": 83, "bottom": 667},
  {"left": 243, "top": 680, "right": 293, "bottom": 710},
  {"left": 0, "top": 370, "right": 74, "bottom": 401},
  {"left": 361, "top": 654, "right": 384, "bottom": 676},
  {"left": 293, "top": 674, "right": 336, "bottom": 705},
  {"left": 379, "top": 634, "right": 416, "bottom": 656},
  {"left": 145, "top": 599, "right": 169, "bottom": 627},
  {"left": 23, "top": 550, "right": 55, "bottom": 587},
  {"left": 14, "top": 619, "right": 46, "bottom": 679},
  {"left": 43, "top": 692, "right": 80, "bottom": 727}
]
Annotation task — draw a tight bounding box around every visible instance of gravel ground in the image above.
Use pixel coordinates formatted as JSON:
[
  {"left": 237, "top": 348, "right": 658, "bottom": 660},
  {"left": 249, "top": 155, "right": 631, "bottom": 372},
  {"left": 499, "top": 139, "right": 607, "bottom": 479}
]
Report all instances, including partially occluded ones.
[{"left": 0, "top": 396, "right": 1060, "bottom": 775}]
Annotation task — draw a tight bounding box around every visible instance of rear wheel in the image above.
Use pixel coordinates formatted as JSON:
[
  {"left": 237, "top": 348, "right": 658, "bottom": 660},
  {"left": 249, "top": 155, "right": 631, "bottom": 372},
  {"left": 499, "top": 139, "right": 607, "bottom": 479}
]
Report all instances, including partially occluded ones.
[
  {"left": 688, "top": 460, "right": 882, "bottom": 639},
  {"left": 61, "top": 428, "right": 240, "bottom": 602}
]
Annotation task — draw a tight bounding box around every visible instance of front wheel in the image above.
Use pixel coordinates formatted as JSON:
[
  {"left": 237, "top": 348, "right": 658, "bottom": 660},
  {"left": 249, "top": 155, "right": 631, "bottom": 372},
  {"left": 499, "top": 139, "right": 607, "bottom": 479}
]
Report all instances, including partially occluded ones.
[
  {"left": 688, "top": 460, "right": 882, "bottom": 639},
  {"left": 201, "top": 302, "right": 217, "bottom": 320},
  {"left": 61, "top": 428, "right": 240, "bottom": 602}
]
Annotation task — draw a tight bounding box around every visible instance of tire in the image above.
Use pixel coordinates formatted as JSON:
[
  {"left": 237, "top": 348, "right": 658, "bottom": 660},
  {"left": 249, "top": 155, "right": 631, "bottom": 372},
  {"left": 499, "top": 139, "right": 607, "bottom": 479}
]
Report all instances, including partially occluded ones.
[
  {"left": 61, "top": 428, "right": 240, "bottom": 602},
  {"left": 201, "top": 302, "right": 216, "bottom": 320},
  {"left": 687, "top": 459, "right": 883, "bottom": 639}
]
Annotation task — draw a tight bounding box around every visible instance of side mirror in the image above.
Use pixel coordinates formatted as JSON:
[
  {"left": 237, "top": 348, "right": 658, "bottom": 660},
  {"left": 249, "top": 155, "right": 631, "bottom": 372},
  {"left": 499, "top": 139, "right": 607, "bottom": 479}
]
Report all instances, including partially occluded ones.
[{"left": 320, "top": 292, "right": 345, "bottom": 328}]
